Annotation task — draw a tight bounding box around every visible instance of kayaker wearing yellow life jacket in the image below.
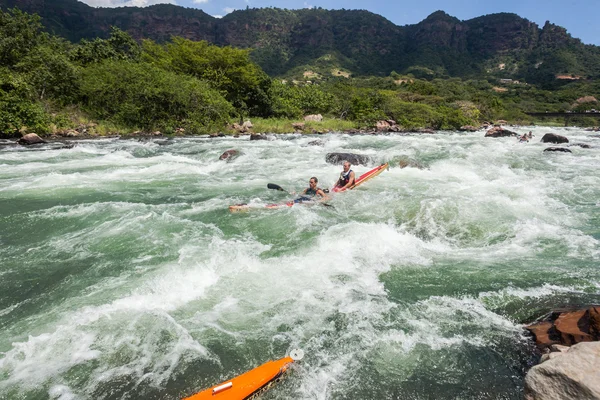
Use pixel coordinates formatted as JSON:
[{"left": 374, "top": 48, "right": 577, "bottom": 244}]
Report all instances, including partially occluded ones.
[{"left": 336, "top": 161, "right": 356, "bottom": 191}]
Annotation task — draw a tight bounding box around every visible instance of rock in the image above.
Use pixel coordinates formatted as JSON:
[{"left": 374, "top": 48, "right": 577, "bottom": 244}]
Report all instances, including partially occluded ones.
[
  {"left": 325, "top": 152, "right": 371, "bottom": 166},
  {"left": 495, "top": 120, "right": 508, "bottom": 125},
  {"left": 308, "top": 140, "right": 324, "bottom": 146},
  {"left": 304, "top": 114, "right": 323, "bottom": 122},
  {"left": 459, "top": 125, "right": 479, "bottom": 132},
  {"left": 541, "top": 133, "right": 569, "bottom": 144},
  {"left": 18, "top": 133, "right": 46, "bottom": 145},
  {"left": 526, "top": 307, "right": 600, "bottom": 349},
  {"left": 544, "top": 147, "right": 572, "bottom": 153},
  {"left": 242, "top": 120, "right": 253, "bottom": 130},
  {"left": 550, "top": 344, "right": 570, "bottom": 353},
  {"left": 485, "top": 126, "right": 518, "bottom": 137},
  {"left": 569, "top": 143, "right": 591, "bottom": 148},
  {"left": 524, "top": 342, "right": 600, "bottom": 400},
  {"left": 398, "top": 156, "right": 426, "bottom": 169},
  {"left": 376, "top": 120, "right": 391, "bottom": 132},
  {"left": 250, "top": 134, "right": 267, "bottom": 141},
  {"left": 417, "top": 128, "right": 436, "bottom": 134},
  {"left": 63, "top": 130, "right": 79, "bottom": 137},
  {"left": 219, "top": 149, "right": 241, "bottom": 161},
  {"left": 292, "top": 122, "right": 305, "bottom": 131}
]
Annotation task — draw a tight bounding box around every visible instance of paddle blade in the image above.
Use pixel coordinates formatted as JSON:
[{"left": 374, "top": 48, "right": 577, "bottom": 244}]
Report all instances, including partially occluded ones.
[{"left": 267, "top": 183, "right": 285, "bottom": 191}]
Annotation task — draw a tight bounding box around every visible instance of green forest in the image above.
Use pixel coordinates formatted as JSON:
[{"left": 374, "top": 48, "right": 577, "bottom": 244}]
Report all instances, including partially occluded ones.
[{"left": 1, "top": 8, "right": 599, "bottom": 139}]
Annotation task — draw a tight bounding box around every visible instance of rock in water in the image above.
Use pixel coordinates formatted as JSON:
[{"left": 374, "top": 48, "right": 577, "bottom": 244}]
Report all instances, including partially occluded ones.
[
  {"left": 544, "top": 147, "right": 572, "bottom": 153},
  {"left": 524, "top": 342, "right": 600, "bottom": 400},
  {"left": 219, "top": 149, "right": 241, "bottom": 161},
  {"left": 250, "top": 134, "right": 267, "bottom": 141},
  {"left": 484, "top": 126, "right": 518, "bottom": 137},
  {"left": 526, "top": 307, "right": 600, "bottom": 348},
  {"left": 18, "top": 133, "right": 46, "bottom": 145},
  {"left": 541, "top": 133, "right": 569, "bottom": 144},
  {"left": 325, "top": 152, "right": 371, "bottom": 166}
]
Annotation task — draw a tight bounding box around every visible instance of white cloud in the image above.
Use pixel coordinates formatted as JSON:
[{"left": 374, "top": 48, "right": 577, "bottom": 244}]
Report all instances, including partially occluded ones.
[
  {"left": 303, "top": 2, "right": 313, "bottom": 9},
  {"left": 193, "top": 0, "right": 209, "bottom": 3},
  {"left": 80, "top": 0, "right": 176, "bottom": 7},
  {"left": 223, "top": 7, "right": 236, "bottom": 13},
  {"left": 212, "top": 15, "right": 223, "bottom": 18}
]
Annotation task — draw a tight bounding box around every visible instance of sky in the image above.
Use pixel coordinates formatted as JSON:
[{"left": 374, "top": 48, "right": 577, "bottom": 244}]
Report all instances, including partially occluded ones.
[{"left": 79, "top": 0, "right": 600, "bottom": 45}]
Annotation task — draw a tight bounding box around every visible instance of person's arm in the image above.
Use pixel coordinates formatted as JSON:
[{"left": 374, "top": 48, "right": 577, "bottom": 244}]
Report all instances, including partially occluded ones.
[
  {"left": 341, "top": 171, "right": 356, "bottom": 190},
  {"left": 316, "top": 189, "right": 330, "bottom": 202}
]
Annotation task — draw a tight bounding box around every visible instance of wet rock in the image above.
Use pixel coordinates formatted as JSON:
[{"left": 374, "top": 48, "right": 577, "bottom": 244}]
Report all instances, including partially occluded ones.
[
  {"left": 485, "top": 126, "right": 518, "bottom": 137},
  {"left": 325, "top": 152, "right": 371, "bottom": 166},
  {"left": 304, "top": 114, "right": 323, "bottom": 122},
  {"left": 569, "top": 143, "right": 591, "bottom": 148},
  {"left": 544, "top": 147, "right": 572, "bottom": 153},
  {"left": 397, "top": 156, "right": 426, "bottom": 169},
  {"left": 219, "top": 149, "right": 241, "bottom": 161},
  {"left": 459, "top": 125, "right": 479, "bottom": 132},
  {"left": 541, "top": 133, "right": 569, "bottom": 144},
  {"left": 524, "top": 342, "right": 600, "bottom": 400},
  {"left": 308, "top": 140, "right": 324, "bottom": 146},
  {"left": 18, "top": 133, "right": 46, "bottom": 145},
  {"left": 525, "top": 307, "right": 600, "bottom": 349},
  {"left": 417, "top": 128, "right": 436, "bottom": 134},
  {"left": 250, "top": 133, "right": 267, "bottom": 141}
]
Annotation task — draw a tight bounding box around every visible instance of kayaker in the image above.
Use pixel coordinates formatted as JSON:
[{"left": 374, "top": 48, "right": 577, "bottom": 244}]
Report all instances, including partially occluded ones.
[
  {"left": 336, "top": 161, "right": 356, "bottom": 190},
  {"left": 295, "top": 177, "right": 330, "bottom": 203}
]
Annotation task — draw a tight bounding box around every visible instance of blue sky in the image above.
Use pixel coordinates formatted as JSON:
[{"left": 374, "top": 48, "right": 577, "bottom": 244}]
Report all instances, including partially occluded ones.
[{"left": 81, "top": 0, "right": 599, "bottom": 45}]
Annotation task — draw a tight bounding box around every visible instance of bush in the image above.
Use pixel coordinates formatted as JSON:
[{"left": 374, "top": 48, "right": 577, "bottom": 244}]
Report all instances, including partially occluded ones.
[{"left": 79, "top": 61, "right": 234, "bottom": 133}]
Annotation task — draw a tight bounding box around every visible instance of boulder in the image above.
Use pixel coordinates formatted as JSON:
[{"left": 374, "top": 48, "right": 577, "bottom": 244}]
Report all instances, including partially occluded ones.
[
  {"left": 250, "top": 134, "right": 267, "bottom": 141},
  {"left": 242, "top": 120, "right": 253, "bottom": 130},
  {"left": 485, "top": 126, "right": 518, "bottom": 137},
  {"left": 524, "top": 342, "right": 600, "bottom": 400},
  {"left": 541, "top": 133, "right": 569, "bottom": 144},
  {"left": 569, "top": 143, "right": 591, "bottom": 149},
  {"left": 526, "top": 307, "right": 600, "bottom": 349},
  {"left": 544, "top": 147, "right": 572, "bottom": 153},
  {"left": 376, "top": 120, "right": 391, "bottom": 132},
  {"left": 459, "top": 125, "right": 479, "bottom": 132},
  {"left": 219, "top": 149, "right": 241, "bottom": 161},
  {"left": 325, "top": 152, "right": 371, "bottom": 166},
  {"left": 304, "top": 114, "right": 323, "bottom": 122},
  {"left": 495, "top": 120, "right": 508, "bottom": 125},
  {"left": 292, "top": 122, "right": 305, "bottom": 131},
  {"left": 308, "top": 140, "right": 324, "bottom": 146},
  {"left": 18, "top": 133, "right": 46, "bottom": 145}
]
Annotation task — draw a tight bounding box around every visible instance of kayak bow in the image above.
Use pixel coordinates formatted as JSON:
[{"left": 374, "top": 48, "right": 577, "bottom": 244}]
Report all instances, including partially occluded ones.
[{"left": 182, "top": 349, "right": 304, "bottom": 400}]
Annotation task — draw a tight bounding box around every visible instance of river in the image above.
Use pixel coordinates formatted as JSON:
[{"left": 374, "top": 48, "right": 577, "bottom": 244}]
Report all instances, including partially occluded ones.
[{"left": 1, "top": 128, "right": 599, "bottom": 399}]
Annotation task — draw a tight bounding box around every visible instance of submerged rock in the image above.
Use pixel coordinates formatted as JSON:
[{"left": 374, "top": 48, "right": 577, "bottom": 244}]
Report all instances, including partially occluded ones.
[
  {"left": 569, "top": 143, "right": 592, "bottom": 149},
  {"left": 544, "top": 147, "right": 572, "bottom": 153},
  {"left": 18, "top": 133, "right": 46, "bottom": 145},
  {"left": 325, "top": 152, "right": 371, "bottom": 166},
  {"left": 219, "top": 149, "right": 242, "bottom": 161},
  {"left": 524, "top": 341, "right": 600, "bottom": 400},
  {"left": 541, "top": 133, "right": 569, "bottom": 144}
]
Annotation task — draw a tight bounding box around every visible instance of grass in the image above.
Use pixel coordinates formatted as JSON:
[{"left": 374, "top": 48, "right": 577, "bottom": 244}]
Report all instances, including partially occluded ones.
[{"left": 243, "top": 118, "right": 359, "bottom": 134}]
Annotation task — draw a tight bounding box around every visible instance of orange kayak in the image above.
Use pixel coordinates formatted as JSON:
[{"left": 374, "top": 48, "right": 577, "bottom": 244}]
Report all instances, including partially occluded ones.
[
  {"left": 333, "top": 163, "right": 388, "bottom": 192},
  {"left": 182, "top": 350, "right": 303, "bottom": 400}
]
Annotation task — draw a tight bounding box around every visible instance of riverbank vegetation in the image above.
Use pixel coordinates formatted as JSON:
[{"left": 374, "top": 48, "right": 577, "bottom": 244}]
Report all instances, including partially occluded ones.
[{"left": 1, "top": 8, "right": 599, "bottom": 138}]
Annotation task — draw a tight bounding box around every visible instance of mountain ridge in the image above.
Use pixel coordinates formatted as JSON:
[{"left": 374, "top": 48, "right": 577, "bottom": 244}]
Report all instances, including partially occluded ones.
[{"left": 2, "top": 0, "right": 599, "bottom": 81}]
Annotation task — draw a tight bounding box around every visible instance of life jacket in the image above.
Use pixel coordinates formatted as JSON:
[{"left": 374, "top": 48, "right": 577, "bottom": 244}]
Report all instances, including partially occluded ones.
[
  {"left": 305, "top": 187, "right": 319, "bottom": 197},
  {"left": 338, "top": 170, "right": 353, "bottom": 186}
]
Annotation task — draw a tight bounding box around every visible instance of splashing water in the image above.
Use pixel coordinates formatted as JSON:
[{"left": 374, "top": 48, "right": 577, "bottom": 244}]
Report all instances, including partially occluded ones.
[{"left": 1, "top": 128, "right": 599, "bottom": 399}]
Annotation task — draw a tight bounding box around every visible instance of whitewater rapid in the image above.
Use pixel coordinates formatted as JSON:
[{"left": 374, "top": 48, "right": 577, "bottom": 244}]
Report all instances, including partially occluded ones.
[{"left": 0, "top": 128, "right": 599, "bottom": 399}]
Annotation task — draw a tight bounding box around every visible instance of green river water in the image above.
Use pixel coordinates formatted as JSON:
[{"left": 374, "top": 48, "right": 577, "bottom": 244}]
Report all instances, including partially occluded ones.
[{"left": 0, "top": 129, "right": 599, "bottom": 399}]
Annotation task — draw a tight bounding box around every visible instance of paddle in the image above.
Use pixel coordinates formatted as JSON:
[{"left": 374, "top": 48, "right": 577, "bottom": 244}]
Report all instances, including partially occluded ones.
[
  {"left": 267, "top": 183, "right": 334, "bottom": 208},
  {"left": 267, "top": 183, "right": 286, "bottom": 192}
]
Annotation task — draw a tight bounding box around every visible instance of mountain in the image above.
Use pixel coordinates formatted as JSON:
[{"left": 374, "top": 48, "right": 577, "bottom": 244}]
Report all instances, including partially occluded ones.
[{"left": 2, "top": 0, "right": 600, "bottom": 82}]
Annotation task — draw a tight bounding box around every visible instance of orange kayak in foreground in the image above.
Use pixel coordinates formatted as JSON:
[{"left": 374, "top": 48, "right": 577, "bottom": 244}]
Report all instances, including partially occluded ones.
[
  {"left": 183, "top": 350, "right": 303, "bottom": 400},
  {"left": 333, "top": 163, "right": 389, "bottom": 192}
]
